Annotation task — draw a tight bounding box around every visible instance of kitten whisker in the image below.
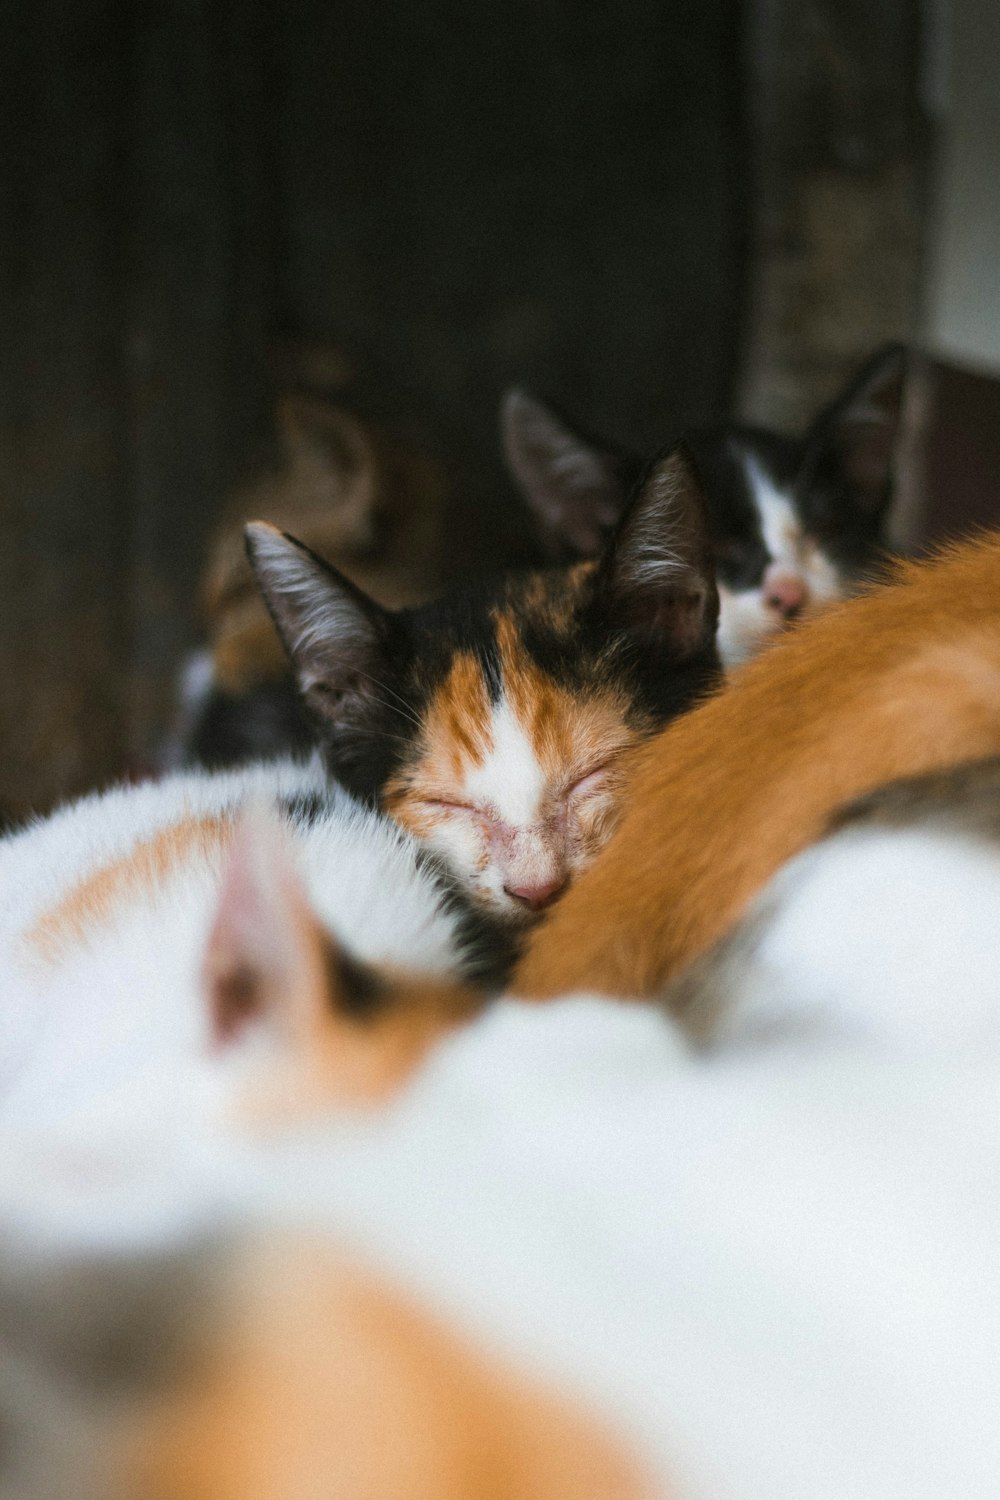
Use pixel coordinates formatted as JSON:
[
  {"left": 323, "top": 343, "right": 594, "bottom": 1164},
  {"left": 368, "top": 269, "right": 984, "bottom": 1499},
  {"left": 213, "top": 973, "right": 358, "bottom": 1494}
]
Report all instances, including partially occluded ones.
[{"left": 313, "top": 655, "right": 424, "bottom": 731}]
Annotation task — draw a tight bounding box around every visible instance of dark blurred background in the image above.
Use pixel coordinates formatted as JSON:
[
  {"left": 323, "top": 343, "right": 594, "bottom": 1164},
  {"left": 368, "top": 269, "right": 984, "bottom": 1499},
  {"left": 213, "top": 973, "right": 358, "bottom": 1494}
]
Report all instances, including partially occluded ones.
[{"left": 0, "top": 0, "right": 995, "bottom": 814}]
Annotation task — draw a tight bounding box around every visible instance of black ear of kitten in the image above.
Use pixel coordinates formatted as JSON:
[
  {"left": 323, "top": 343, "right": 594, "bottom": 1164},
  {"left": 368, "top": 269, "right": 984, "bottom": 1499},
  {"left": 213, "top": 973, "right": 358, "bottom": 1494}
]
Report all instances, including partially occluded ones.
[
  {"left": 594, "top": 446, "right": 719, "bottom": 663},
  {"left": 790, "top": 341, "right": 908, "bottom": 575},
  {"left": 244, "top": 522, "right": 405, "bottom": 797},
  {"left": 500, "top": 387, "right": 635, "bottom": 558},
  {"left": 503, "top": 342, "right": 908, "bottom": 586}
]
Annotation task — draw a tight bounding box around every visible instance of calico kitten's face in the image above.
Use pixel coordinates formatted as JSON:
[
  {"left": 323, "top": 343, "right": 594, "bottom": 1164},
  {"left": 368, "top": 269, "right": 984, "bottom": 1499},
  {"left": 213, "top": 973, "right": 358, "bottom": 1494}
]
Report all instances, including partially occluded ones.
[
  {"left": 248, "top": 452, "right": 720, "bottom": 926},
  {"left": 502, "top": 343, "right": 906, "bottom": 668}
]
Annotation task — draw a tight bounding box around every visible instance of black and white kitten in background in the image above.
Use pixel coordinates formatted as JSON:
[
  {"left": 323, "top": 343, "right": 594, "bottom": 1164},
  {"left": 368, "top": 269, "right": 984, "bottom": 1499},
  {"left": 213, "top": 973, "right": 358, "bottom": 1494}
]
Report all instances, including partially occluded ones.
[{"left": 502, "top": 343, "right": 907, "bottom": 666}]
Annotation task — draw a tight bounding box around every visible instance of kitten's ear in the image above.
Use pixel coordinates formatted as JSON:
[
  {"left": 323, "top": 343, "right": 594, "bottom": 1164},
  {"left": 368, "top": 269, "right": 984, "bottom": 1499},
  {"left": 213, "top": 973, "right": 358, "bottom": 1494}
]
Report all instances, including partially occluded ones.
[
  {"left": 806, "top": 343, "right": 908, "bottom": 512},
  {"left": 275, "top": 394, "right": 379, "bottom": 546},
  {"left": 276, "top": 393, "right": 373, "bottom": 479},
  {"left": 202, "top": 806, "right": 332, "bottom": 1050},
  {"left": 245, "top": 522, "right": 390, "bottom": 721},
  {"left": 597, "top": 445, "right": 719, "bottom": 659},
  {"left": 203, "top": 806, "right": 385, "bottom": 1054},
  {"left": 501, "top": 388, "right": 630, "bottom": 556}
]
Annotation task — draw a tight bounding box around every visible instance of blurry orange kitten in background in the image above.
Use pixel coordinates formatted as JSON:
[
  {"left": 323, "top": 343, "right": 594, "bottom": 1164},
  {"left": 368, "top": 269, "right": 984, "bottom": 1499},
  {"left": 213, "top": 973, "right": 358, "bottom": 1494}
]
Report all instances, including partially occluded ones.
[{"left": 167, "top": 364, "right": 452, "bottom": 769}]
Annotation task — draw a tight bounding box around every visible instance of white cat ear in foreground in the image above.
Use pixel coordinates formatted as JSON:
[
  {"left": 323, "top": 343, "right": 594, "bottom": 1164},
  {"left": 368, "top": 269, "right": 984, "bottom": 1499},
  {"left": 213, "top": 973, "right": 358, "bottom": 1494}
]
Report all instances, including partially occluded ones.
[
  {"left": 244, "top": 521, "right": 385, "bottom": 695},
  {"left": 201, "top": 801, "right": 332, "bottom": 1050},
  {"left": 600, "top": 446, "right": 719, "bottom": 654}
]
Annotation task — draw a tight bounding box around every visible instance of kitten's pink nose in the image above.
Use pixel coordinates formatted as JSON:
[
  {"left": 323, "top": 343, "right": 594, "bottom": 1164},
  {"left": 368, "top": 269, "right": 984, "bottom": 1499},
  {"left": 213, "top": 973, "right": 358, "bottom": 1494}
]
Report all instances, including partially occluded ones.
[
  {"left": 763, "top": 568, "right": 807, "bottom": 620},
  {"left": 503, "top": 875, "right": 567, "bottom": 911}
]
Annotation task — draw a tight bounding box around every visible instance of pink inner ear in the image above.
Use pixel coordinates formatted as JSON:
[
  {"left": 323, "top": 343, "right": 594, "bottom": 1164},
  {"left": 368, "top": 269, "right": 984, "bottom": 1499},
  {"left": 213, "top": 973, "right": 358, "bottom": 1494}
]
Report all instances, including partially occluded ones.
[
  {"left": 210, "top": 961, "right": 264, "bottom": 1046},
  {"left": 201, "top": 805, "right": 306, "bottom": 1050}
]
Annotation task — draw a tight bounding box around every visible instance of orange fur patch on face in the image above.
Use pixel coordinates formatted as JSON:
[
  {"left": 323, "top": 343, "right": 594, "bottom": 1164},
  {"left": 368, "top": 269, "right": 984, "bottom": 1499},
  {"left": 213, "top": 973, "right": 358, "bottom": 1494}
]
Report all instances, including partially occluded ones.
[
  {"left": 510, "top": 563, "right": 597, "bottom": 634},
  {"left": 27, "top": 815, "right": 231, "bottom": 965},
  {"left": 516, "top": 535, "right": 1000, "bottom": 1001},
  {"left": 493, "top": 610, "right": 647, "bottom": 792},
  {"left": 384, "top": 650, "right": 492, "bottom": 833},
  {"left": 125, "top": 1238, "right": 656, "bottom": 1500}
]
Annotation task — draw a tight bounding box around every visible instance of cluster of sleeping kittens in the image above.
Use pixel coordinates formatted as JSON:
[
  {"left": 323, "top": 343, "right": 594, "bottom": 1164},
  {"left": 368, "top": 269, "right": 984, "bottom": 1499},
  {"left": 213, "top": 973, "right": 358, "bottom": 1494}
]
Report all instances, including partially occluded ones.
[
  {"left": 181, "top": 341, "right": 907, "bottom": 926},
  {"left": 10, "top": 340, "right": 1000, "bottom": 1499}
]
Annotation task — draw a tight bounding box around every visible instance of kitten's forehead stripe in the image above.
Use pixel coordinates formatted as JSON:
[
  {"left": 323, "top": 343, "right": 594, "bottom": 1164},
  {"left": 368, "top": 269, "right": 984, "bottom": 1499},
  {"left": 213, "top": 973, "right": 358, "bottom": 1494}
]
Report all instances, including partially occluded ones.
[
  {"left": 494, "top": 611, "right": 639, "bottom": 791},
  {"left": 743, "top": 454, "right": 799, "bottom": 563},
  {"left": 465, "top": 696, "right": 548, "bottom": 828},
  {"left": 430, "top": 652, "right": 492, "bottom": 772}
]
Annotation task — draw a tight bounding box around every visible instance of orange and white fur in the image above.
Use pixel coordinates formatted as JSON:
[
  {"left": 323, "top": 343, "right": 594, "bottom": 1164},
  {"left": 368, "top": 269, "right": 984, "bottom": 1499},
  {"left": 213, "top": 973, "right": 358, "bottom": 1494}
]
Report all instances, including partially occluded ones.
[
  {"left": 14, "top": 540, "right": 1000, "bottom": 1499},
  {"left": 8, "top": 936, "right": 1000, "bottom": 1500},
  {"left": 516, "top": 531, "right": 1000, "bottom": 999},
  {"left": 0, "top": 760, "right": 477, "bottom": 1135},
  {"left": 9, "top": 763, "right": 1000, "bottom": 1499}
]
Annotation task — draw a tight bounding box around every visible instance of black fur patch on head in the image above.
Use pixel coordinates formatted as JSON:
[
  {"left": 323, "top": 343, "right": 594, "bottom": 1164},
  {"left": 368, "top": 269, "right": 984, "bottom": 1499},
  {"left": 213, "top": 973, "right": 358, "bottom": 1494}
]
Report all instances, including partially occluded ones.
[
  {"left": 793, "top": 342, "right": 907, "bottom": 577},
  {"left": 324, "top": 937, "right": 389, "bottom": 1019},
  {"left": 277, "top": 789, "right": 332, "bottom": 829},
  {"left": 184, "top": 680, "right": 316, "bottom": 772},
  {"left": 682, "top": 427, "right": 786, "bottom": 589}
]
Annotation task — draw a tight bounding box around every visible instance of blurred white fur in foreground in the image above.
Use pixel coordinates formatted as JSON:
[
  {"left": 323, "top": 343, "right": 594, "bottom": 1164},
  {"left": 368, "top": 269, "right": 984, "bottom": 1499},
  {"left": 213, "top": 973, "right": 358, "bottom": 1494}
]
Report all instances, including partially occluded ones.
[
  {"left": 5, "top": 771, "right": 1000, "bottom": 1500},
  {"left": 0, "top": 759, "right": 472, "bottom": 1131}
]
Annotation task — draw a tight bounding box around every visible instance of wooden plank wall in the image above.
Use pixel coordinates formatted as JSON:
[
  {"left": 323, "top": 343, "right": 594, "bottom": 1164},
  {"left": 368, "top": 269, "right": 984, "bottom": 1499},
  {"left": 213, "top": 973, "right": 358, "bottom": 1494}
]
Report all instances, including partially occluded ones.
[
  {"left": 0, "top": 0, "right": 924, "bottom": 817},
  {"left": 0, "top": 1, "right": 277, "bottom": 816},
  {"left": 738, "top": 0, "right": 928, "bottom": 429}
]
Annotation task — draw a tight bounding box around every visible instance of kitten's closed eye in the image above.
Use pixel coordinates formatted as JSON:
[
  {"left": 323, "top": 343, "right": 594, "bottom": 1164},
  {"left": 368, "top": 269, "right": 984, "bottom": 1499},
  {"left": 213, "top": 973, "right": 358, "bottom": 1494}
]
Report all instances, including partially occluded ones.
[
  {"left": 566, "top": 765, "right": 612, "bottom": 799},
  {"left": 422, "top": 796, "right": 481, "bottom": 816},
  {"left": 422, "top": 769, "right": 612, "bottom": 821}
]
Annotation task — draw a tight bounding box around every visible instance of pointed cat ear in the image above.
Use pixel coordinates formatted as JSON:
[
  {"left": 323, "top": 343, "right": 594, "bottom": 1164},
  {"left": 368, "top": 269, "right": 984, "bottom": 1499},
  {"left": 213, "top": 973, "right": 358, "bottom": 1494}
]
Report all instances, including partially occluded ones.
[
  {"left": 276, "top": 393, "right": 374, "bottom": 479},
  {"left": 203, "top": 806, "right": 388, "bottom": 1055},
  {"left": 202, "top": 808, "right": 468, "bottom": 1114},
  {"left": 202, "top": 806, "right": 332, "bottom": 1050},
  {"left": 245, "top": 522, "right": 390, "bottom": 721},
  {"left": 501, "top": 388, "right": 630, "bottom": 555},
  {"left": 275, "top": 394, "right": 379, "bottom": 546},
  {"left": 596, "top": 445, "right": 719, "bottom": 659},
  {"left": 806, "top": 343, "right": 908, "bottom": 512}
]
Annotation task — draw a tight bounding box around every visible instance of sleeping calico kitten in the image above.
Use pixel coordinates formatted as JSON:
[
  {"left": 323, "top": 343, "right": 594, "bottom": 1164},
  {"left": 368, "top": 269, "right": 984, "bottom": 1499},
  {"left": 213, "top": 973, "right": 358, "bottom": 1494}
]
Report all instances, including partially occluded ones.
[
  {"left": 247, "top": 449, "right": 720, "bottom": 926},
  {"left": 502, "top": 343, "right": 907, "bottom": 665}
]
